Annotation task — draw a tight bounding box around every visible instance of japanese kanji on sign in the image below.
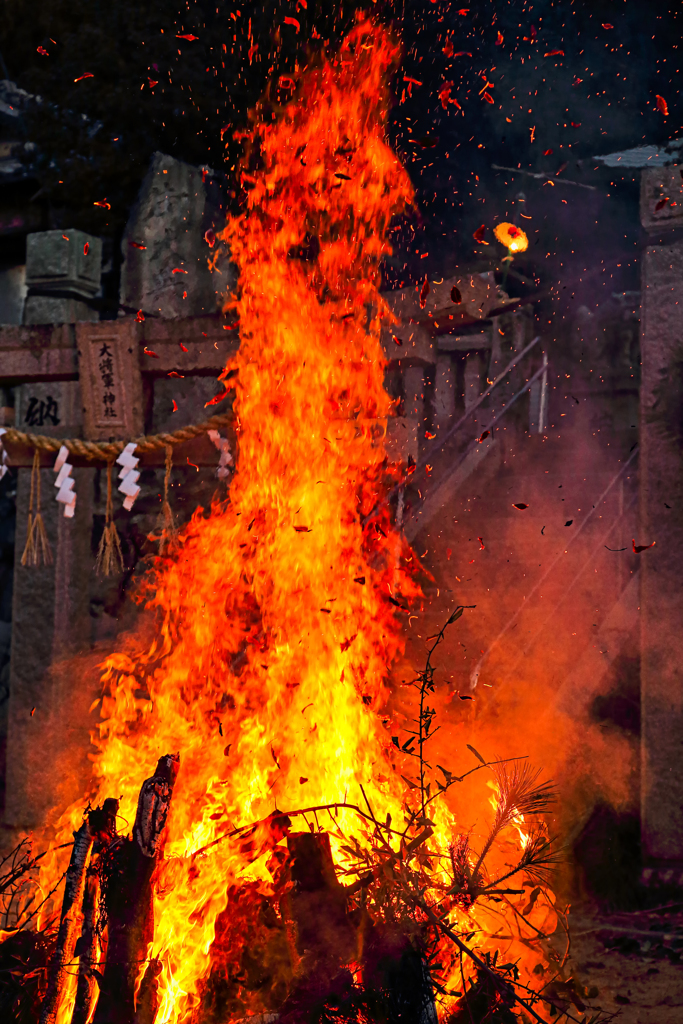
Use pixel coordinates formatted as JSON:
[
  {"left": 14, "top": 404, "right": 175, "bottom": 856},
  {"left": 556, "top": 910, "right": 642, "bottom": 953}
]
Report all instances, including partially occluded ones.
[{"left": 75, "top": 321, "right": 144, "bottom": 441}]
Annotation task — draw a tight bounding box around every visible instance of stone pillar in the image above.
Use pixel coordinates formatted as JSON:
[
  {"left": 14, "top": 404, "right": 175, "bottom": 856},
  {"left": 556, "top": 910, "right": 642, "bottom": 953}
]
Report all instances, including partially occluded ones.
[
  {"left": 639, "top": 234, "right": 683, "bottom": 862},
  {"left": 23, "top": 230, "right": 102, "bottom": 325},
  {"left": 120, "top": 151, "right": 231, "bottom": 318},
  {"left": 463, "top": 351, "right": 487, "bottom": 411},
  {"left": 403, "top": 366, "right": 426, "bottom": 427},
  {"left": 4, "top": 381, "right": 94, "bottom": 830},
  {"left": 433, "top": 355, "right": 455, "bottom": 427},
  {"left": 0, "top": 265, "right": 27, "bottom": 325}
]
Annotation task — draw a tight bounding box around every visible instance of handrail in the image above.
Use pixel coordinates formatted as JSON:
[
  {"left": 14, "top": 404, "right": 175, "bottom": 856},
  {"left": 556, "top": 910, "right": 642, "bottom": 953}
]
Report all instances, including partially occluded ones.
[
  {"left": 469, "top": 445, "right": 640, "bottom": 690},
  {"left": 364, "top": 335, "right": 542, "bottom": 526},
  {"left": 405, "top": 361, "right": 549, "bottom": 537}
]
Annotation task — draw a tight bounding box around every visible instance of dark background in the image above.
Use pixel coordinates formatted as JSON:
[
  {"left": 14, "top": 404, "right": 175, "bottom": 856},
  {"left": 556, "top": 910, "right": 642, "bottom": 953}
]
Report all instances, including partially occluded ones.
[
  {"left": 0, "top": 0, "right": 677, "bottom": 920},
  {"left": 0, "top": 0, "right": 680, "bottom": 320}
]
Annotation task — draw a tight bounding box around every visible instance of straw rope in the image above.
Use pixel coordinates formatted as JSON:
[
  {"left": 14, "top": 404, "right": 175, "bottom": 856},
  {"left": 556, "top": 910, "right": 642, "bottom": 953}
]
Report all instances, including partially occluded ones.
[{"left": 2, "top": 412, "right": 233, "bottom": 462}]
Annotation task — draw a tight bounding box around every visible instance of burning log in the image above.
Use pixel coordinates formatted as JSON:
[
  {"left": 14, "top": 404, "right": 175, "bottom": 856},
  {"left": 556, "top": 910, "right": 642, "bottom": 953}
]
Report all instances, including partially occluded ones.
[
  {"left": 279, "top": 832, "right": 357, "bottom": 1015},
  {"left": 71, "top": 798, "right": 120, "bottom": 1024},
  {"left": 132, "top": 956, "right": 163, "bottom": 1024},
  {"left": 92, "top": 753, "right": 179, "bottom": 1024},
  {"left": 39, "top": 816, "right": 96, "bottom": 1024},
  {"left": 278, "top": 831, "right": 437, "bottom": 1024}
]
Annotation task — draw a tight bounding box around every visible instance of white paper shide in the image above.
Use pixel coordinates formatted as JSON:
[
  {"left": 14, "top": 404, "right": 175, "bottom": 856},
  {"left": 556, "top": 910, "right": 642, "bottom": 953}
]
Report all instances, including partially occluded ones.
[
  {"left": 117, "top": 442, "right": 141, "bottom": 511},
  {"left": 53, "top": 445, "right": 76, "bottom": 518}
]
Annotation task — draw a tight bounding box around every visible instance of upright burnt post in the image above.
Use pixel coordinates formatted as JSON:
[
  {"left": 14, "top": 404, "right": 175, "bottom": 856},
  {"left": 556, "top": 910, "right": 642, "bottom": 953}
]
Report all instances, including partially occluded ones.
[
  {"left": 92, "top": 753, "right": 179, "bottom": 1024},
  {"left": 639, "top": 165, "right": 683, "bottom": 867},
  {"left": 39, "top": 817, "right": 96, "bottom": 1024},
  {"left": 71, "top": 798, "right": 120, "bottom": 1024},
  {"left": 279, "top": 831, "right": 437, "bottom": 1024},
  {"left": 279, "top": 831, "right": 358, "bottom": 1014}
]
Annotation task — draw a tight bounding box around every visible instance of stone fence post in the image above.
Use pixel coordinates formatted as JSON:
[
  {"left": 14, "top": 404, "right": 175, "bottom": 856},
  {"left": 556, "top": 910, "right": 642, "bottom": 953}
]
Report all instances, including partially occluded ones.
[
  {"left": 5, "top": 381, "right": 94, "bottom": 829},
  {"left": 639, "top": 164, "right": 683, "bottom": 862}
]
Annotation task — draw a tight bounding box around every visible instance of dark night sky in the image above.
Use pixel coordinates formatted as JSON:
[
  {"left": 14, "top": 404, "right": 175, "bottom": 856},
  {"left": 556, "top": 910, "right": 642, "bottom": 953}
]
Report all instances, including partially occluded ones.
[
  {"left": 2, "top": 0, "right": 681, "bottom": 322},
  {"left": 382, "top": 0, "right": 682, "bottom": 321}
]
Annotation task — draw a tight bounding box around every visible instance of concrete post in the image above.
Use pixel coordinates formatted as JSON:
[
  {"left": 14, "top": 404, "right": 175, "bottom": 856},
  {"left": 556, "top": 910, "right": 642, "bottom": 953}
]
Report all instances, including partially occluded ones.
[
  {"left": 403, "top": 366, "right": 426, "bottom": 427},
  {"left": 23, "top": 230, "right": 102, "bottom": 325},
  {"left": 433, "top": 355, "right": 455, "bottom": 427},
  {"left": 463, "top": 351, "right": 487, "bottom": 411},
  {"left": 639, "top": 236, "right": 683, "bottom": 862},
  {"left": 4, "top": 381, "right": 94, "bottom": 829}
]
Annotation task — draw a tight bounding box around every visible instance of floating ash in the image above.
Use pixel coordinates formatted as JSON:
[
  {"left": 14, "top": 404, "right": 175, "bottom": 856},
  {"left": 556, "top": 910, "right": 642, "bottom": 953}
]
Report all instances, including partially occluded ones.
[{"left": 24, "top": 20, "right": 568, "bottom": 1024}]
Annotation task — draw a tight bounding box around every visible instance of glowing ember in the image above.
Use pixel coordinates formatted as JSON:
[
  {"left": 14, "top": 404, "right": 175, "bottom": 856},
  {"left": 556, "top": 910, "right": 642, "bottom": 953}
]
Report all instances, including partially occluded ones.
[
  {"left": 494, "top": 221, "right": 529, "bottom": 253},
  {"left": 39, "top": 20, "right": 422, "bottom": 1024},
  {"left": 34, "top": 21, "right": 557, "bottom": 1024}
]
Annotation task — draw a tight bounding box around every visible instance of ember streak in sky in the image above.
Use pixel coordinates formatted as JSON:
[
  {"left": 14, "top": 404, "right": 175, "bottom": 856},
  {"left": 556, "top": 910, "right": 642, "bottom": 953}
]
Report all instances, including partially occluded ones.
[{"left": 30, "top": 22, "right": 562, "bottom": 1022}]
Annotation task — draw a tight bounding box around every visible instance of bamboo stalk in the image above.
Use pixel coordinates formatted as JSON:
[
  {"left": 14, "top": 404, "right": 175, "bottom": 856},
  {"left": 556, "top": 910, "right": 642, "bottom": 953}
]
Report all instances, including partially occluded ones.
[{"left": 39, "top": 818, "right": 95, "bottom": 1024}]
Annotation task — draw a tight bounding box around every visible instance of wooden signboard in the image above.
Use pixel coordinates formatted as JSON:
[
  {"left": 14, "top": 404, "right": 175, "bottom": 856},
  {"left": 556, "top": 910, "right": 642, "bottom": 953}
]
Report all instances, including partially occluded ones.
[{"left": 75, "top": 321, "right": 144, "bottom": 440}]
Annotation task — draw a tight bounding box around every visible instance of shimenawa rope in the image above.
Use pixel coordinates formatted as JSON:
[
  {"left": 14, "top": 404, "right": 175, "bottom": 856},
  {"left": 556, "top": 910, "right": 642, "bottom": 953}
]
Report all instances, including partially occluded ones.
[
  {"left": 5, "top": 412, "right": 232, "bottom": 572},
  {"left": 2, "top": 412, "right": 233, "bottom": 462}
]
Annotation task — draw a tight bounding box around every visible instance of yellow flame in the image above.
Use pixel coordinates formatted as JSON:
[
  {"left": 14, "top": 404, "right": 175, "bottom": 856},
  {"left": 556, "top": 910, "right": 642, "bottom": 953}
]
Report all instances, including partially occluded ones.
[{"left": 494, "top": 221, "right": 529, "bottom": 253}]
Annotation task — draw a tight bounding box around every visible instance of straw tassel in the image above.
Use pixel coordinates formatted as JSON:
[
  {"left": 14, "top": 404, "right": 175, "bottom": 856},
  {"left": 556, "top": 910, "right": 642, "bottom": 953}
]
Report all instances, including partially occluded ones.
[
  {"left": 158, "top": 445, "right": 177, "bottom": 555},
  {"left": 95, "top": 462, "right": 124, "bottom": 576},
  {"left": 21, "top": 450, "right": 52, "bottom": 568}
]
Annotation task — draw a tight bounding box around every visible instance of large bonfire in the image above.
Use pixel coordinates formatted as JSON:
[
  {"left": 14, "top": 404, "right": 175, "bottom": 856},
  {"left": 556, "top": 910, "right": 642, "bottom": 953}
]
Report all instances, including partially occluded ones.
[{"left": 29, "top": 19, "right": 562, "bottom": 1024}]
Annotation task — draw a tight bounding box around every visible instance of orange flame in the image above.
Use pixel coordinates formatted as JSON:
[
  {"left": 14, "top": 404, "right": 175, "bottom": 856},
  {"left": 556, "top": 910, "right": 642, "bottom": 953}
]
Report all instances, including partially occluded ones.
[
  {"left": 40, "top": 21, "right": 426, "bottom": 1023},
  {"left": 36, "top": 22, "right": 557, "bottom": 1024},
  {"left": 494, "top": 221, "right": 529, "bottom": 253}
]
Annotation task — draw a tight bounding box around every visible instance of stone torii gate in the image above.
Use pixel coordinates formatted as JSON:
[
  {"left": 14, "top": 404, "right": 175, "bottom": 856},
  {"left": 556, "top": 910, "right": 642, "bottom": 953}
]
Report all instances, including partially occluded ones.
[
  {"left": 0, "top": 314, "right": 242, "bottom": 831},
  {"left": 0, "top": 248, "right": 528, "bottom": 835},
  {"left": 0, "top": 309, "right": 435, "bottom": 832}
]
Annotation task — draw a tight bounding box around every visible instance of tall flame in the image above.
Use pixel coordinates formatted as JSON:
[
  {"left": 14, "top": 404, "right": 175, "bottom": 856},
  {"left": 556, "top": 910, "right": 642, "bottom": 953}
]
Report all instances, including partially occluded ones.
[
  {"left": 36, "top": 22, "right": 560, "bottom": 1024},
  {"left": 42, "top": 21, "right": 427, "bottom": 1023}
]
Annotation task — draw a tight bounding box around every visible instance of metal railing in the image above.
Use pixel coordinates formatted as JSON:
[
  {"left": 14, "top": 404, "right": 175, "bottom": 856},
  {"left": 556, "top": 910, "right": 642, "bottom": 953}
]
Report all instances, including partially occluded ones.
[
  {"left": 365, "top": 335, "right": 545, "bottom": 527},
  {"left": 469, "top": 445, "right": 640, "bottom": 691}
]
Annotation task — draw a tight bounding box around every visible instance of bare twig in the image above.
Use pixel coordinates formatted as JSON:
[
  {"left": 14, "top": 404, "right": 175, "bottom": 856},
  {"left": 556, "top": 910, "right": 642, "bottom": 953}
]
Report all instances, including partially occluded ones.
[
  {"left": 492, "top": 163, "right": 598, "bottom": 191},
  {"left": 15, "top": 871, "right": 68, "bottom": 933}
]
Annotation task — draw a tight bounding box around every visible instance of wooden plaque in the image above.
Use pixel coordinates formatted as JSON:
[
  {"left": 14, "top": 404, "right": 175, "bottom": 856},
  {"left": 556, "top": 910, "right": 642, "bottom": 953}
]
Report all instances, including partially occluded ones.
[{"left": 76, "top": 321, "right": 144, "bottom": 440}]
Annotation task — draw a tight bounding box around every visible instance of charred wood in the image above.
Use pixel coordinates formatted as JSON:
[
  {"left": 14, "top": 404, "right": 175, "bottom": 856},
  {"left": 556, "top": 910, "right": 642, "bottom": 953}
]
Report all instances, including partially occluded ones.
[
  {"left": 131, "top": 956, "right": 163, "bottom": 1024},
  {"left": 71, "top": 799, "right": 119, "bottom": 1024},
  {"left": 273, "top": 831, "right": 439, "bottom": 1024},
  {"left": 198, "top": 883, "right": 292, "bottom": 1024},
  {"left": 39, "top": 816, "right": 96, "bottom": 1024},
  {"left": 0, "top": 928, "right": 54, "bottom": 1024},
  {"left": 279, "top": 832, "right": 358, "bottom": 1019},
  {"left": 361, "top": 925, "right": 438, "bottom": 1024},
  {"left": 446, "top": 967, "right": 517, "bottom": 1024},
  {"left": 93, "top": 753, "right": 179, "bottom": 1024}
]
